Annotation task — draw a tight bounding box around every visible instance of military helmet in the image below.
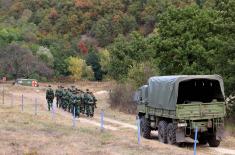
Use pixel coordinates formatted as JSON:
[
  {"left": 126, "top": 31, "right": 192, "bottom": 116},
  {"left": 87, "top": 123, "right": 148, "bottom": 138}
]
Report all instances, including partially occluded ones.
[{"left": 48, "top": 85, "right": 51, "bottom": 87}]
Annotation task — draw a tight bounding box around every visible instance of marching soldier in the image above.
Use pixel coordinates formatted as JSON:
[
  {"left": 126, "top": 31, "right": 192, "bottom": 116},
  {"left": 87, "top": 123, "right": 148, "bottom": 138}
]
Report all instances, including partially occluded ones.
[
  {"left": 55, "top": 86, "right": 60, "bottom": 107},
  {"left": 71, "top": 92, "right": 81, "bottom": 117},
  {"left": 58, "top": 86, "right": 64, "bottom": 108},
  {"left": 80, "top": 90, "right": 85, "bottom": 114},
  {"left": 84, "top": 89, "right": 95, "bottom": 117},
  {"left": 46, "top": 85, "right": 54, "bottom": 111}
]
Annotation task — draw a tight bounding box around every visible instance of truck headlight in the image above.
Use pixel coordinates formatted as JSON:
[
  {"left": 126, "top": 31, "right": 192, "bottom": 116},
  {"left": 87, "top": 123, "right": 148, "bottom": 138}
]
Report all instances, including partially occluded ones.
[{"left": 178, "top": 123, "right": 187, "bottom": 127}]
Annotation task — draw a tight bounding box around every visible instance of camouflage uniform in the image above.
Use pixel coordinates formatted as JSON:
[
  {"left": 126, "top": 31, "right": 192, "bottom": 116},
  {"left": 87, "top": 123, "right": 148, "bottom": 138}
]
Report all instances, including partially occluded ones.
[
  {"left": 71, "top": 93, "right": 81, "bottom": 117},
  {"left": 61, "top": 89, "right": 68, "bottom": 111},
  {"left": 46, "top": 86, "right": 54, "bottom": 111},
  {"left": 84, "top": 89, "right": 95, "bottom": 117},
  {"left": 58, "top": 86, "right": 63, "bottom": 108},
  {"left": 55, "top": 86, "right": 60, "bottom": 107},
  {"left": 79, "top": 90, "right": 85, "bottom": 114}
]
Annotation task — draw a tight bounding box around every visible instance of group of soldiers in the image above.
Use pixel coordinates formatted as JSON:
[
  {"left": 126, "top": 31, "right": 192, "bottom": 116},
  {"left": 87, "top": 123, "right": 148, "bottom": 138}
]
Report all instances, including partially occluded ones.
[{"left": 46, "top": 85, "right": 97, "bottom": 117}]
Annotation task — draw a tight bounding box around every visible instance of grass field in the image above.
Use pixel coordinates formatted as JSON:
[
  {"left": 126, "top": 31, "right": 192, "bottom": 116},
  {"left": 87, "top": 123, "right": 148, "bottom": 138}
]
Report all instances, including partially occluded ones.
[{"left": 0, "top": 83, "right": 235, "bottom": 155}]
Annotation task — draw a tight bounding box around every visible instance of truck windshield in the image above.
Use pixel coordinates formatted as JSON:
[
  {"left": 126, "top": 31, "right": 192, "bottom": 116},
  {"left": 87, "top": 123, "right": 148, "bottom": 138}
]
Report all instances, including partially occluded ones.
[{"left": 177, "top": 79, "right": 224, "bottom": 104}]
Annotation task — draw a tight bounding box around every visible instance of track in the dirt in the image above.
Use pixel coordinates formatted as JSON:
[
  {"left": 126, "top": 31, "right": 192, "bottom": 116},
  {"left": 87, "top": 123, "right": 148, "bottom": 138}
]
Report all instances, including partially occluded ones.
[{"left": 6, "top": 87, "right": 235, "bottom": 155}]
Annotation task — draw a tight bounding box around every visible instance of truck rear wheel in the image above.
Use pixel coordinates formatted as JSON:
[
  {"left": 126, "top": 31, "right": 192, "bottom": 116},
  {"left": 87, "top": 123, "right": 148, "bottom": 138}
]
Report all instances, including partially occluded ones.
[
  {"left": 140, "top": 117, "right": 151, "bottom": 139},
  {"left": 167, "top": 123, "right": 176, "bottom": 144},
  {"left": 158, "top": 120, "right": 168, "bottom": 143},
  {"left": 208, "top": 135, "right": 220, "bottom": 147},
  {"left": 198, "top": 133, "right": 207, "bottom": 145}
]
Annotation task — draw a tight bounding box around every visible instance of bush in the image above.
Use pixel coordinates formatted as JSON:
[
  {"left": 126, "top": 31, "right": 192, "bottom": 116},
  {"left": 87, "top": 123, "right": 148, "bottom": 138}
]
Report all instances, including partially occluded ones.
[
  {"left": 82, "top": 65, "right": 94, "bottom": 80},
  {"left": 226, "top": 94, "right": 235, "bottom": 118},
  {"left": 109, "top": 83, "right": 136, "bottom": 114},
  {"left": 127, "top": 61, "right": 158, "bottom": 88},
  {"left": 67, "top": 56, "right": 85, "bottom": 81}
]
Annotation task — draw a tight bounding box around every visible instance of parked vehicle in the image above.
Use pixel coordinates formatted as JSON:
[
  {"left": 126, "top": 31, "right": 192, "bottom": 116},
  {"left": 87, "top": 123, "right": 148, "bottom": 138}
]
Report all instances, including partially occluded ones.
[
  {"left": 15, "top": 79, "right": 39, "bottom": 87},
  {"left": 136, "top": 75, "right": 226, "bottom": 147}
]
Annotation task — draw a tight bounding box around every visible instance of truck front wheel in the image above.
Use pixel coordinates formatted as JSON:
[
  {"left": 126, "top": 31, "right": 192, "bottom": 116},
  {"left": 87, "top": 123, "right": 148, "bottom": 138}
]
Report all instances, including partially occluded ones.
[
  {"left": 208, "top": 135, "right": 220, "bottom": 147},
  {"left": 158, "top": 120, "right": 168, "bottom": 143},
  {"left": 140, "top": 117, "right": 151, "bottom": 139}
]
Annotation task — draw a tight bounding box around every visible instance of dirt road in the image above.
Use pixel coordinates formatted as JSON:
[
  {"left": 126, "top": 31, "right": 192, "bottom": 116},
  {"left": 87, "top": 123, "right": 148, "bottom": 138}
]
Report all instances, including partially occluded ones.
[{"left": 1, "top": 83, "right": 235, "bottom": 155}]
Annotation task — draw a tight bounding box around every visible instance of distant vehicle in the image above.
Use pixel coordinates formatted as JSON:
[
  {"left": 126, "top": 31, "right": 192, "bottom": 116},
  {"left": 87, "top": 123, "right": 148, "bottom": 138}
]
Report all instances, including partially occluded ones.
[
  {"left": 135, "top": 75, "right": 226, "bottom": 147},
  {"left": 14, "top": 79, "right": 39, "bottom": 87}
]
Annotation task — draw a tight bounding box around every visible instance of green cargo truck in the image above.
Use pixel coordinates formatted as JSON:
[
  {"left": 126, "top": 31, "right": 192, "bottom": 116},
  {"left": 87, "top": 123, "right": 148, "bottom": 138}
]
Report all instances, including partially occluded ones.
[{"left": 136, "top": 75, "right": 226, "bottom": 147}]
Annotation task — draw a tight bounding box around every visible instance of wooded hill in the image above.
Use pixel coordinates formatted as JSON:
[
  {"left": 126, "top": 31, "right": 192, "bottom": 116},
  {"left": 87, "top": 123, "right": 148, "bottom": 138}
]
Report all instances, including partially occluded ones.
[{"left": 0, "top": 0, "right": 234, "bottom": 95}]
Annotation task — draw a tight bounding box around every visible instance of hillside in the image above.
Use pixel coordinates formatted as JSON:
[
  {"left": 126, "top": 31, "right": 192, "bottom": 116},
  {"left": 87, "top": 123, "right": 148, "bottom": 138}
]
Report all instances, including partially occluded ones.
[{"left": 0, "top": 0, "right": 234, "bottom": 113}]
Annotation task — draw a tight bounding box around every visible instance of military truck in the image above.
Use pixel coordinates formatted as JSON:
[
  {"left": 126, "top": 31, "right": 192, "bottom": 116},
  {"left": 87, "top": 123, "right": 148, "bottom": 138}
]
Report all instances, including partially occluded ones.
[
  {"left": 15, "top": 79, "right": 39, "bottom": 87},
  {"left": 136, "top": 75, "right": 226, "bottom": 147}
]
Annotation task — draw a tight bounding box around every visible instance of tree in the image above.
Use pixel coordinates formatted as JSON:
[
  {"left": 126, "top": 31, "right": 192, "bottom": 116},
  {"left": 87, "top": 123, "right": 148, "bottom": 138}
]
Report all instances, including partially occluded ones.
[
  {"left": 213, "top": 0, "right": 235, "bottom": 95},
  {"left": 67, "top": 56, "right": 86, "bottom": 81},
  {"left": 98, "top": 49, "right": 110, "bottom": 75},
  {"left": 85, "top": 49, "right": 103, "bottom": 81},
  {"left": 0, "top": 44, "right": 53, "bottom": 79},
  {"left": 156, "top": 6, "right": 220, "bottom": 75},
  {"left": 127, "top": 61, "right": 159, "bottom": 88},
  {"left": 109, "top": 32, "right": 155, "bottom": 80}
]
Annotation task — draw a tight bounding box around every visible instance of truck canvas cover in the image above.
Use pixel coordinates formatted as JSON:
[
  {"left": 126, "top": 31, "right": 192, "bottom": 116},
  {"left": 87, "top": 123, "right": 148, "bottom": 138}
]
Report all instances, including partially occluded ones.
[{"left": 147, "top": 75, "right": 225, "bottom": 110}]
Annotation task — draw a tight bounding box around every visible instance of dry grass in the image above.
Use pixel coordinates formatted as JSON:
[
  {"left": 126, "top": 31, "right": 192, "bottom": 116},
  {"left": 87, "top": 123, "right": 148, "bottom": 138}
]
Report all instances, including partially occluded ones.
[
  {"left": 0, "top": 83, "right": 234, "bottom": 155},
  {"left": 0, "top": 104, "right": 195, "bottom": 155}
]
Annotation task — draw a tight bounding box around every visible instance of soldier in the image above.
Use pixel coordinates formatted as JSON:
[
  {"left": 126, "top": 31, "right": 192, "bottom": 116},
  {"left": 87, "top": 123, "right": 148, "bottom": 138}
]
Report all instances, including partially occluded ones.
[
  {"left": 88, "top": 91, "right": 96, "bottom": 117},
  {"left": 61, "top": 88, "right": 67, "bottom": 111},
  {"left": 58, "top": 86, "right": 64, "bottom": 108},
  {"left": 71, "top": 92, "right": 81, "bottom": 117},
  {"left": 84, "top": 89, "right": 95, "bottom": 117},
  {"left": 89, "top": 91, "right": 97, "bottom": 109},
  {"left": 80, "top": 90, "right": 85, "bottom": 114},
  {"left": 46, "top": 85, "right": 54, "bottom": 111},
  {"left": 55, "top": 86, "right": 60, "bottom": 107}
]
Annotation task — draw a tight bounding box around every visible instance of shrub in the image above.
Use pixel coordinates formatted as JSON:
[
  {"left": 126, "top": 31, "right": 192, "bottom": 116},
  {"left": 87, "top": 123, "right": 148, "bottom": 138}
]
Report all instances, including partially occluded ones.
[
  {"left": 127, "top": 61, "right": 158, "bottom": 88},
  {"left": 109, "top": 83, "right": 136, "bottom": 114}
]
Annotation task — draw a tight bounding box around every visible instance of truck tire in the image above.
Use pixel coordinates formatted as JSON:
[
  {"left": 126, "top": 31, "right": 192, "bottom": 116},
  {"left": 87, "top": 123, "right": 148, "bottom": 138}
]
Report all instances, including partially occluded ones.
[
  {"left": 208, "top": 135, "right": 220, "bottom": 147},
  {"left": 158, "top": 120, "right": 168, "bottom": 143},
  {"left": 198, "top": 133, "right": 207, "bottom": 145},
  {"left": 140, "top": 117, "right": 151, "bottom": 139},
  {"left": 167, "top": 123, "right": 176, "bottom": 144}
]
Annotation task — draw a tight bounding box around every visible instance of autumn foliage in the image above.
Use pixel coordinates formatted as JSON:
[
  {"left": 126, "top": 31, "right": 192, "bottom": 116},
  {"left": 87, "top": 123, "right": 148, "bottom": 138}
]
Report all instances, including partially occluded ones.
[
  {"left": 74, "top": 0, "right": 93, "bottom": 9},
  {"left": 78, "top": 41, "right": 88, "bottom": 54}
]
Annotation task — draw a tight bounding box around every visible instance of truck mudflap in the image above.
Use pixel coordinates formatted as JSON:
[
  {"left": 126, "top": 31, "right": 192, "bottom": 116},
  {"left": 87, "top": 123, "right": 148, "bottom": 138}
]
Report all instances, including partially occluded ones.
[
  {"left": 216, "top": 124, "right": 224, "bottom": 141},
  {"left": 176, "top": 127, "right": 185, "bottom": 143},
  {"left": 176, "top": 127, "right": 196, "bottom": 143}
]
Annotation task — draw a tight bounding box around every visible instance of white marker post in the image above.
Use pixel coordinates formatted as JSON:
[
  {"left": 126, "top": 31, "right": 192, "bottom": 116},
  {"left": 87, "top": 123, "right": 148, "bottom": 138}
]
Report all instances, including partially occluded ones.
[
  {"left": 100, "top": 109, "right": 104, "bottom": 132},
  {"left": 2, "top": 85, "right": 4, "bottom": 104},
  {"left": 137, "top": 116, "right": 141, "bottom": 145},
  {"left": 51, "top": 101, "right": 55, "bottom": 120},
  {"left": 73, "top": 107, "right": 76, "bottom": 128}
]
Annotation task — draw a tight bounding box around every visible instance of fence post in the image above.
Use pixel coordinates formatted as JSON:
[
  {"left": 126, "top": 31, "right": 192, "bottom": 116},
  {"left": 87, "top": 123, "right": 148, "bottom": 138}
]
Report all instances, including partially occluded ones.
[
  {"left": 21, "top": 94, "right": 24, "bottom": 112},
  {"left": 100, "top": 109, "right": 104, "bottom": 132},
  {"left": 51, "top": 101, "right": 55, "bottom": 120},
  {"left": 194, "top": 127, "right": 198, "bottom": 155},
  {"left": 73, "top": 107, "right": 76, "bottom": 128},
  {"left": 2, "top": 85, "right": 4, "bottom": 104},
  {"left": 137, "top": 116, "right": 141, "bottom": 145},
  {"left": 35, "top": 98, "right": 37, "bottom": 115}
]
